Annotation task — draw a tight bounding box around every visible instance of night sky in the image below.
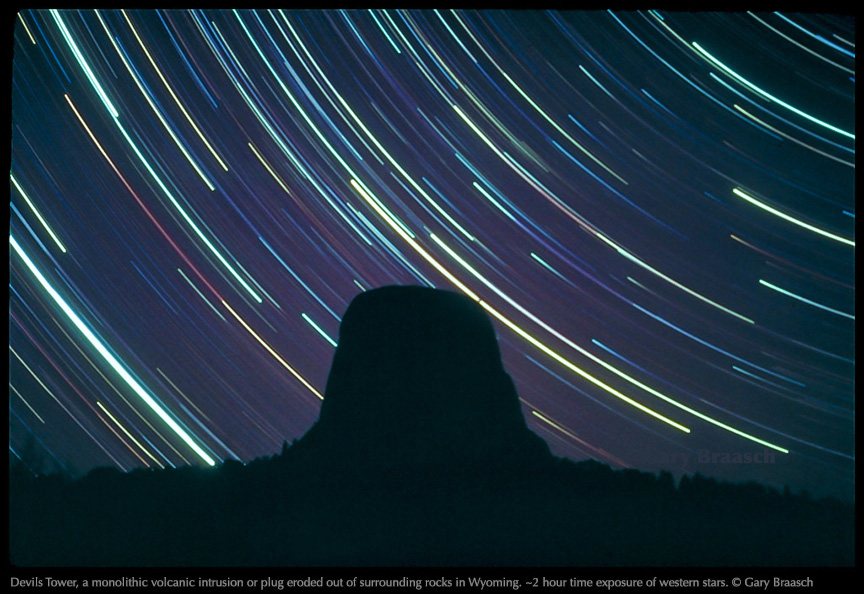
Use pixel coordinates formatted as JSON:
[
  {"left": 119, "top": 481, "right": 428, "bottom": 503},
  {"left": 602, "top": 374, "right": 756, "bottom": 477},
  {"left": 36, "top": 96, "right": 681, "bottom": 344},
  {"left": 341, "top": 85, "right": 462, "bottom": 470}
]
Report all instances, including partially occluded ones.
[{"left": 9, "top": 10, "right": 854, "bottom": 501}]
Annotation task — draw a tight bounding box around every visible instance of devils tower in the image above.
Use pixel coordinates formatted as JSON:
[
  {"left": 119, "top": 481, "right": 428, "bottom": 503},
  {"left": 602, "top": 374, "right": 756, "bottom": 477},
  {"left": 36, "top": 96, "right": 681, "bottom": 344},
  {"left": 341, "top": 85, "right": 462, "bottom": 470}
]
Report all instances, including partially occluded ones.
[{"left": 286, "top": 285, "right": 552, "bottom": 473}]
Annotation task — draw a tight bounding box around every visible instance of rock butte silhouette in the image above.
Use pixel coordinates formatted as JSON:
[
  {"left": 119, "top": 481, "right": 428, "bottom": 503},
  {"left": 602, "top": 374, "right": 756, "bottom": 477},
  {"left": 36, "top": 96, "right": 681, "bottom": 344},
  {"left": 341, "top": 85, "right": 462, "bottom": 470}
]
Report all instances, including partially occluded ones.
[
  {"left": 8, "top": 286, "right": 855, "bottom": 567},
  {"left": 286, "top": 285, "right": 552, "bottom": 473}
]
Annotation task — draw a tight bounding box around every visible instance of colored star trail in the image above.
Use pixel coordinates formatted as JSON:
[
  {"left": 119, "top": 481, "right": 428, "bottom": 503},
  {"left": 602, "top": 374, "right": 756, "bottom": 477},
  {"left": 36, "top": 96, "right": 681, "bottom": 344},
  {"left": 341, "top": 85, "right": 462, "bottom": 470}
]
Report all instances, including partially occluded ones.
[{"left": 9, "top": 10, "right": 854, "bottom": 500}]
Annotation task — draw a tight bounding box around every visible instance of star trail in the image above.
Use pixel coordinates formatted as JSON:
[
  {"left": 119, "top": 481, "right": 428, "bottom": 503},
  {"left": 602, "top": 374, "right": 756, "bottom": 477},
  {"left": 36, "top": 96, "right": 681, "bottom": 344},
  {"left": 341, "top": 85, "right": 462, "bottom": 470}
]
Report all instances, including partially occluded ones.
[{"left": 9, "top": 10, "right": 854, "bottom": 500}]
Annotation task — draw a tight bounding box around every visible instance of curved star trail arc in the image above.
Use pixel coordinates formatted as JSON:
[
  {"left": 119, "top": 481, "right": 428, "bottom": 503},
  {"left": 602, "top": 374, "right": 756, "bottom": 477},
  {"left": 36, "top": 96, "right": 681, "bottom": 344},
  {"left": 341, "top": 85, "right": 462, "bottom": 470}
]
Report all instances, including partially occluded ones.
[{"left": 10, "top": 10, "right": 854, "bottom": 500}]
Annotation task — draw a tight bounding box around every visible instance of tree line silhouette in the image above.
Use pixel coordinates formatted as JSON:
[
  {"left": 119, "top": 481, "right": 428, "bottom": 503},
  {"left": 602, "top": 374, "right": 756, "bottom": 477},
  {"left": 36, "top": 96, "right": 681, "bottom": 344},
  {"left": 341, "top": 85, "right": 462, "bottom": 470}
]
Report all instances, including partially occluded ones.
[{"left": 8, "top": 448, "right": 853, "bottom": 566}]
